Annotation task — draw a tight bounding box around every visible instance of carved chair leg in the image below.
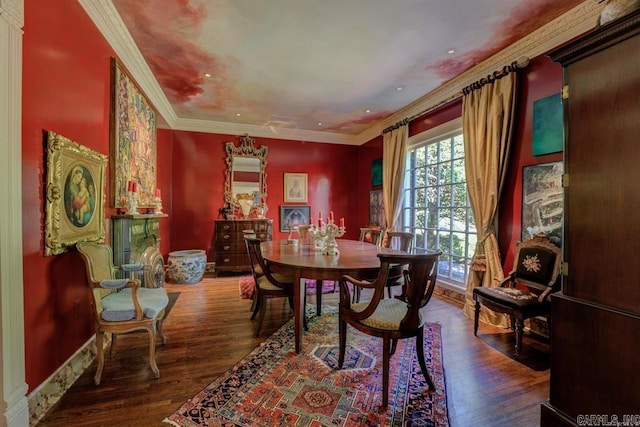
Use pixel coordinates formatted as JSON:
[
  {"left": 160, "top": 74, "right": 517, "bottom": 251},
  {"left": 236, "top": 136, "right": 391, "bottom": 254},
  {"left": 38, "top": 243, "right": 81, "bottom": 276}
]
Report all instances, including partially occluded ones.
[
  {"left": 337, "top": 319, "right": 347, "bottom": 369},
  {"left": 156, "top": 318, "right": 167, "bottom": 344},
  {"left": 254, "top": 294, "right": 267, "bottom": 337},
  {"left": 94, "top": 331, "right": 105, "bottom": 385},
  {"left": 147, "top": 328, "right": 160, "bottom": 379},
  {"left": 110, "top": 332, "right": 117, "bottom": 358},
  {"left": 416, "top": 328, "right": 435, "bottom": 390},
  {"left": 514, "top": 318, "right": 524, "bottom": 359},
  {"left": 250, "top": 290, "right": 261, "bottom": 320},
  {"left": 473, "top": 300, "right": 481, "bottom": 336},
  {"left": 382, "top": 338, "right": 390, "bottom": 408},
  {"left": 316, "top": 280, "right": 322, "bottom": 316}
]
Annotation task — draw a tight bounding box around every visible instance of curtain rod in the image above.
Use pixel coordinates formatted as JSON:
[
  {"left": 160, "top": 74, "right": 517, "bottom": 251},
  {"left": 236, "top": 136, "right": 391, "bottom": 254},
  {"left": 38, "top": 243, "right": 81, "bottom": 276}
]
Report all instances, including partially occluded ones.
[{"left": 384, "top": 56, "right": 530, "bottom": 133}]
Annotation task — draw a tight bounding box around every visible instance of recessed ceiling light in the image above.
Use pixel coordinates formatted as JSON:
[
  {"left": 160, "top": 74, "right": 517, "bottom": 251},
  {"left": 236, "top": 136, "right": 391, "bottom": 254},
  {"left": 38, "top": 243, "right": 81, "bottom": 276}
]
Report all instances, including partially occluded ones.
[
  {"left": 317, "top": 122, "right": 323, "bottom": 126},
  {"left": 396, "top": 86, "right": 403, "bottom": 91},
  {"left": 365, "top": 109, "right": 371, "bottom": 113},
  {"left": 204, "top": 73, "right": 212, "bottom": 77},
  {"left": 447, "top": 49, "right": 455, "bottom": 54},
  {"left": 235, "top": 113, "right": 241, "bottom": 117}
]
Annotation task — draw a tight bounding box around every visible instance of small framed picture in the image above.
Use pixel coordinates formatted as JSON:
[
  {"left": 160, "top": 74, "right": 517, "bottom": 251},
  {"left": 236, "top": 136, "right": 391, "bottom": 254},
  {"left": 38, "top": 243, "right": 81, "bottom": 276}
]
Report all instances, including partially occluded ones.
[
  {"left": 280, "top": 205, "right": 311, "bottom": 232},
  {"left": 284, "top": 173, "right": 308, "bottom": 203}
]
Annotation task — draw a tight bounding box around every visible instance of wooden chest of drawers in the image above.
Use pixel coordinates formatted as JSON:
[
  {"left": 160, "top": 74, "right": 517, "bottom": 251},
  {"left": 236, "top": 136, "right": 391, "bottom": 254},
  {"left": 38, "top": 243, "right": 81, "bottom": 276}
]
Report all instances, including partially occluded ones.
[{"left": 213, "top": 219, "right": 272, "bottom": 276}]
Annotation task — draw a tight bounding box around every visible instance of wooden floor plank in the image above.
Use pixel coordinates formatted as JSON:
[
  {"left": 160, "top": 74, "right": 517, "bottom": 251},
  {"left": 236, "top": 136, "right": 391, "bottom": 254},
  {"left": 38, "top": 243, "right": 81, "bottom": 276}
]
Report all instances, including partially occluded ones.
[{"left": 35, "top": 276, "right": 549, "bottom": 427}]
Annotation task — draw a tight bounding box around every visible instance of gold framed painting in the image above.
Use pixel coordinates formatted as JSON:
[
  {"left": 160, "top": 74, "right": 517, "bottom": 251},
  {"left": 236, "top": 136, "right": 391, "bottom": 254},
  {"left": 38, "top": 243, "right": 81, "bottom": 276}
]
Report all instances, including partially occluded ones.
[
  {"left": 110, "top": 57, "right": 157, "bottom": 208},
  {"left": 44, "top": 131, "right": 107, "bottom": 256},
  {"left": 284, "top": 173, "right": 308, "bottom": 203}
]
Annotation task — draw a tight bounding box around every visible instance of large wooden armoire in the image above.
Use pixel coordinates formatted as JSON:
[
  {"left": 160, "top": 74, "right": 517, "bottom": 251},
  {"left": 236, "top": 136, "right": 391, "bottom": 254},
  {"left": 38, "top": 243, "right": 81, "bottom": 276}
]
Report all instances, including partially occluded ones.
[{"left": 542, "top": 10, "right": 640, "bottom": 425}]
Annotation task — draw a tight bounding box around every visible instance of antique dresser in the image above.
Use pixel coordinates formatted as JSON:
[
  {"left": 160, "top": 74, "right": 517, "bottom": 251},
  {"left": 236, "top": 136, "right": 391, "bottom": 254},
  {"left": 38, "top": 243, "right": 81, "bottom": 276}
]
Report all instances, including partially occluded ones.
[{"left": 212, "top": 219, "right": 273, "bottom": 276}]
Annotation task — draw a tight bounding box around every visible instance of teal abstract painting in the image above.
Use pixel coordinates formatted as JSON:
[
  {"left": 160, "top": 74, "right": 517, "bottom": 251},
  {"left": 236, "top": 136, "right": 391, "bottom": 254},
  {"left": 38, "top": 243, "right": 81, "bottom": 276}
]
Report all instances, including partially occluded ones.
[{"left": 532, "top": 93, "right": 563, "bottom": 156}]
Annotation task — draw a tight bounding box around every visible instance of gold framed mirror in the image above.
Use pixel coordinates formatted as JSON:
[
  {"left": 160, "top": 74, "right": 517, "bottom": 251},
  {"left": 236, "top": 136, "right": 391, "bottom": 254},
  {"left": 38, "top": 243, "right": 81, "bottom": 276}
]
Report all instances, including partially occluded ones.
[{"left": 224, "top": 135, "right": 268, "bottom": 219}]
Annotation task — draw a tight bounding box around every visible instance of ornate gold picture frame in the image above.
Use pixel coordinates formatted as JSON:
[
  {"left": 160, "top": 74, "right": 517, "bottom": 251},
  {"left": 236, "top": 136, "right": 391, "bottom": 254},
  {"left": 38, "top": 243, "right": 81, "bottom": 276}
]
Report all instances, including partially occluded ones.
[
  {"left": 45, "top": 131, "right": 107, "bottom": 256},
  {"left": 110, "top": 57, "right": 157, "bottom": 208}
]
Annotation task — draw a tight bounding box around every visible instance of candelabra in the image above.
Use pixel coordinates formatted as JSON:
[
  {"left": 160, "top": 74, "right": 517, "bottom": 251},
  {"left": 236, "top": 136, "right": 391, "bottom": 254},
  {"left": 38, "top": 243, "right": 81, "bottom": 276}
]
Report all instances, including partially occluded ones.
[{"left": 308, "top": 221, "right": 346, "bottom": 256}]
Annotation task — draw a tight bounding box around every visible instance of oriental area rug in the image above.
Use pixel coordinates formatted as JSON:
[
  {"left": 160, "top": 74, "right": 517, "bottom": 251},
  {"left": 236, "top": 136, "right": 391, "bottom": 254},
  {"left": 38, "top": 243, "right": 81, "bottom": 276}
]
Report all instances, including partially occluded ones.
[{"left": 164, "top": 307, "right": 448, "bottom": 426}]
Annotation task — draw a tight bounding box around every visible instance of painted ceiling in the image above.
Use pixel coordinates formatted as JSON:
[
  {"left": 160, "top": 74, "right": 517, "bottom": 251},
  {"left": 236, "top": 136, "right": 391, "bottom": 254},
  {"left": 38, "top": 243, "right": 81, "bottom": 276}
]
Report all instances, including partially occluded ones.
[{"left": 104, "top": 0, "right": 592, "bottom": 143}]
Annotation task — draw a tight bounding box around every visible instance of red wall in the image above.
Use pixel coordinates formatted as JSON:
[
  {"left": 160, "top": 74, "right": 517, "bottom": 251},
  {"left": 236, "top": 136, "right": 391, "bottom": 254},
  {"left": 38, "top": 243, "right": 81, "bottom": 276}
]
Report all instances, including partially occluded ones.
[
  {"left": 22, "top": 0, "right": 173, "bottom": 390},
  {"left": 170, "top": 131, "right": 362, "bottom": 259},
  {"left": 498, "top": 56, "right": 563, "bottom": 269},
  {"left": 20, "top": 0, "right": 563, "bottom": 395}
]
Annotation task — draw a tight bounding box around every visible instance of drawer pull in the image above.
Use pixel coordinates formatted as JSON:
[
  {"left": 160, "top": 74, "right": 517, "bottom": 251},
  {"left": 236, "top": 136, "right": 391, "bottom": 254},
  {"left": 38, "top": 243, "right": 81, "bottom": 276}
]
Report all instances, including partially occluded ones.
[
  {"left": 223, "top": 225, "right": 231, "bottom": 230},
  {"left": 223, "top": 258, "right": 230, "bottom": 263},
  {"left": 223, "top": 234, "right": 231, "bottom": 239}
]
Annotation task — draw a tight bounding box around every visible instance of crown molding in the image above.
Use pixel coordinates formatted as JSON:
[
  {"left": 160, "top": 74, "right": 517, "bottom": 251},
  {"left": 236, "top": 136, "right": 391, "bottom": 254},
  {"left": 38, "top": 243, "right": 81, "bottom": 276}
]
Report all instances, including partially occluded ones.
[
  {"left": 357, "top": 0, "right": 602, "bottom": 145},
  {"left": 0, "top": 0, "right": 24, "bottom": 28},
  {"left": 82, "top": 0, "right": 602, "bottom": 146},
  {"left": 78, "top": 0, "right": 178, "bottom": 127},
  {"left": 173, "top": 118, "right": 361, "bottom": 145}
]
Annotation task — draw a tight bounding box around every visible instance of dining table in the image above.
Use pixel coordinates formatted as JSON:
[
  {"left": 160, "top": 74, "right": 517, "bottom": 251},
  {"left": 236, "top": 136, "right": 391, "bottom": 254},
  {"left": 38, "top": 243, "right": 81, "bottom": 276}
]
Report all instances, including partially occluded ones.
[{"left": 260, "top": 238, "right": 407, "bottom": 353}]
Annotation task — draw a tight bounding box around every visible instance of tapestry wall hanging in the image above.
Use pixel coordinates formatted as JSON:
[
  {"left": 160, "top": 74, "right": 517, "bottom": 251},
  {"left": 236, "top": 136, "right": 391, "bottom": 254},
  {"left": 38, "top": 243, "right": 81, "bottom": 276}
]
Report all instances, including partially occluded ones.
[
  {"left": 44, "top": 131, "right": 107, "bottom": 256},
  {"left": 110, "top": 57, "right": 157, "bottom": 208},
  {"left": 522, "top": 161, "right": 564, "bottom": 248}
]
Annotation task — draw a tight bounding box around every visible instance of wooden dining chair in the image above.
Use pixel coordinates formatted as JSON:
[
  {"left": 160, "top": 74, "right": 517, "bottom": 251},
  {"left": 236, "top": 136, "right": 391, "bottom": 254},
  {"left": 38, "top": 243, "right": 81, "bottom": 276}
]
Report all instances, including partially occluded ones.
[
  {"left": 359, "top": 227, "right": 382, "bottom": 244},
  {"left": 337, "top": 250, "right": 442, "bottom": 407},
  {"left": 76, "top": 241, "right": 169, "bottom": 385},
  {"left": 245, "top": 237, "right": 306, "bottom": 337},
  {"left": 381, "top": 231, "right": 415, "bottom": 298}
]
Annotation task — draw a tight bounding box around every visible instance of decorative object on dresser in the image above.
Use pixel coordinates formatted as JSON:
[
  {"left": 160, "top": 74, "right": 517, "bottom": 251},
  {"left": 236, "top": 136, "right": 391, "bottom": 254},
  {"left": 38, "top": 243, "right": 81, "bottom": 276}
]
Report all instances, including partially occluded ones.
[
  {"left": 44, "top": 131, "right": 107, "bottom": 256},
  {"left": 212, "top": 219, "right": 273, "bottom": 276},
  {"left": 543, "top": 11, "right": 640, "bottom": 424},
  {"left": 224, "top": 134, "right": 268, "bottom": 219}
]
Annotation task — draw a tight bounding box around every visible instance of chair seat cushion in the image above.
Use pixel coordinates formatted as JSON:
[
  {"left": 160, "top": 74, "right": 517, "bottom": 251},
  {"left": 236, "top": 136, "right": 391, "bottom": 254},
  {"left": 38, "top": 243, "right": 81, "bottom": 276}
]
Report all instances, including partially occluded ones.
[
  {"left": 474, "top": 286, "right": 549, "bottom": 314},
  {"left": 101, "top": 287, "right": 168, "bottom": 321},
  {"left": 351, "top": 298, "right": 420, "bottom": 330},
  {"left": 257, "top": 274, "right": 293, "bottom": 291}
]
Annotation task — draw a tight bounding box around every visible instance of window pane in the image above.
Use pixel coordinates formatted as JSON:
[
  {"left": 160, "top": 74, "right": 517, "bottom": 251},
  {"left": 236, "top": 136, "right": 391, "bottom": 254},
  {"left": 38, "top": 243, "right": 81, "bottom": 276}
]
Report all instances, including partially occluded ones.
[{"left": 403, "top": 129, "right": 475, "bottom": 286}]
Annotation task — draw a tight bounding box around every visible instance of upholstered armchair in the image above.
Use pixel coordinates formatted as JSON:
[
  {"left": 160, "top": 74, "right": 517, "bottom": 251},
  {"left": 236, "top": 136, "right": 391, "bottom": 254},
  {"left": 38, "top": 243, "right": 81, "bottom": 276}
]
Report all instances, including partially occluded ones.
[
  {"left": 76, "top": 241, "right": 168, "bottom": 385},
  {"left": 473, "top": 233, "right": 562, "bottom": 359}
]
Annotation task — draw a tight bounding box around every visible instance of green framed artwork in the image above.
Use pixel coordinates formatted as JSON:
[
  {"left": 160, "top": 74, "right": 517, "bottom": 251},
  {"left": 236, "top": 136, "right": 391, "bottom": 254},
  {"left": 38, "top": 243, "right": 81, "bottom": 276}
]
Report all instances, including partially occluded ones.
[
  {"left": 532, "top": 92, "right": 563, "bottom": 156},
  {"left": 371, "top": 158, "right": 382, "bottom": 187},
  {"left": 110, "top": 57, "right": 157, "bottom": 208}
]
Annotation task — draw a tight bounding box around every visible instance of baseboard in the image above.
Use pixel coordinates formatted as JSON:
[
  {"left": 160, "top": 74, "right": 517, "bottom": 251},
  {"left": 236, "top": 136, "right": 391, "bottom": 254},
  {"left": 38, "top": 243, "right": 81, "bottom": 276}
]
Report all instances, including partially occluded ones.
[{"left": 27, "top": 335, "right": 99, "bottom": 425}]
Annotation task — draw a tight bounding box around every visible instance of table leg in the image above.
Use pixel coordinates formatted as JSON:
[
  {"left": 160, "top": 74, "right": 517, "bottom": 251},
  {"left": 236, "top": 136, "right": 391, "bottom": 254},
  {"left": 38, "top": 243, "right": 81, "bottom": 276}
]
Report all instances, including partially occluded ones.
[{"left": 294, "top": 269, "right": 303, "bottom": 353}]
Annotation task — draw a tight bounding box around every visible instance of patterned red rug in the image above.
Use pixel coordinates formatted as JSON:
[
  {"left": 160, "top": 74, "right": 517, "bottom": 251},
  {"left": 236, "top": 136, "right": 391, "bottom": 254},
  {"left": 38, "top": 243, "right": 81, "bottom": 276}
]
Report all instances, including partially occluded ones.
[{"left": 164, "top": 308, "right": 448, "bottom": 426}]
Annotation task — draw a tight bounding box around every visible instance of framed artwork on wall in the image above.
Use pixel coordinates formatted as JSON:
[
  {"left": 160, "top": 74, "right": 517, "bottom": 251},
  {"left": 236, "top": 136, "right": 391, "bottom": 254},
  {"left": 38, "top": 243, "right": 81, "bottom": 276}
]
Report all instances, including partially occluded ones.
[
  {"left": 284, "top": 173, "right": 308, "bottom": 203},
  {"left": 110, "top": 57, "right": 158, "bottom": 208},
  {"left": 280, "top": 205, "right": 310, "bottom": 232},
  {"left": 532, "top": 92, "right": 563, "bottom": 156},
  {"left": 44, "top": 131, "right": 107, "bottom": 256},
  {"left": 369, "top": 189, "right": 386, "bottom": 229},
  {"left": 371, "top": 158, "right": 383, "bottom": 187},
  {"left": 522, "top": 161, "right": 564, "bottom": 248}
]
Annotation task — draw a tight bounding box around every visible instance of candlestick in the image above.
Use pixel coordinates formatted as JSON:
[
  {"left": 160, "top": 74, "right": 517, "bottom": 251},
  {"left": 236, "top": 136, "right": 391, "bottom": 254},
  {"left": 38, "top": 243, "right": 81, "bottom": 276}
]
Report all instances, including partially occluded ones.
[
  {"left": 340, "top": 217, "right": 344, "bottom": 227},
  {"left": 329, "top": 211, "right": 334, "bottom": 221}
]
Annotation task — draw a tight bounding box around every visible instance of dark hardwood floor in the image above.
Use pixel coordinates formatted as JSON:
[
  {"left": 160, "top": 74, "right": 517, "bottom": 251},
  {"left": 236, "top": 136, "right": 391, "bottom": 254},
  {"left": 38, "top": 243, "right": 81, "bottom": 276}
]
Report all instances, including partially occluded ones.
[{"left": 35, "top": 276, "right": 550, "bottom": 427}]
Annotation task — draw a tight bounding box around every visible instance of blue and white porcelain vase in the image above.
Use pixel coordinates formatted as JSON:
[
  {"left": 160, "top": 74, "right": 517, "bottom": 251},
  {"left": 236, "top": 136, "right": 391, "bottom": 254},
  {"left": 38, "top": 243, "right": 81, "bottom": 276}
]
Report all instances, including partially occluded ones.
[{"left": 167, "top": 249, "right": 207, "bottom": 284}]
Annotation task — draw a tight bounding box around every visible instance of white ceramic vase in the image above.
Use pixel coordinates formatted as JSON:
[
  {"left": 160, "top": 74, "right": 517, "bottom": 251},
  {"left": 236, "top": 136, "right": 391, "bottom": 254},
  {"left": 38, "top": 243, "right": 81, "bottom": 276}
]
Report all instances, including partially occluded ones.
[{"left": 167, "top": 249, "right": 207, "bottom": 284}]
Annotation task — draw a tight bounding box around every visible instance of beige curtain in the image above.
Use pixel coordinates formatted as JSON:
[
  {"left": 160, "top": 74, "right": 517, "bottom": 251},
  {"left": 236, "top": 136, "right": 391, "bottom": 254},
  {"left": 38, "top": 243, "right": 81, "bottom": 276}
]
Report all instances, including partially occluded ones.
[
  {"left": 382, "top": 122, "right": 408, "bottom": 234},
  {"left": 461, "top": 66, "right": 519, "bottom": 327}
]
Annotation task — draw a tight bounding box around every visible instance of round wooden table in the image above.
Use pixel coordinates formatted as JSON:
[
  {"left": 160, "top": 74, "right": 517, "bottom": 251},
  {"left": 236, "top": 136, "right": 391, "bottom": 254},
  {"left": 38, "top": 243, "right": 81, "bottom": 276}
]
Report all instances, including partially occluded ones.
[{"left": 261, "top": 239, "right": 406, "bottom": 353}]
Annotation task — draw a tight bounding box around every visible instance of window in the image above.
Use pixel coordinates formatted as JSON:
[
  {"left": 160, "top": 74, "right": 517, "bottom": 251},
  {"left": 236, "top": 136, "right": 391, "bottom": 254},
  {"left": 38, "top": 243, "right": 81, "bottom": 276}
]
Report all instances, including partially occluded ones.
[{"left": 402, "top": 124, "right": 476, "bottom": 289}]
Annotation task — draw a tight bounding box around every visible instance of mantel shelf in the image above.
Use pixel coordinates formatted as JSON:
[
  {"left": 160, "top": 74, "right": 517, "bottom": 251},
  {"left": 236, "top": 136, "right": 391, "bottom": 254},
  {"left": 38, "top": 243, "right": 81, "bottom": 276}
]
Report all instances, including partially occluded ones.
[{"left": 111, "top": 213, "right": 169, "bottom": 219}]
